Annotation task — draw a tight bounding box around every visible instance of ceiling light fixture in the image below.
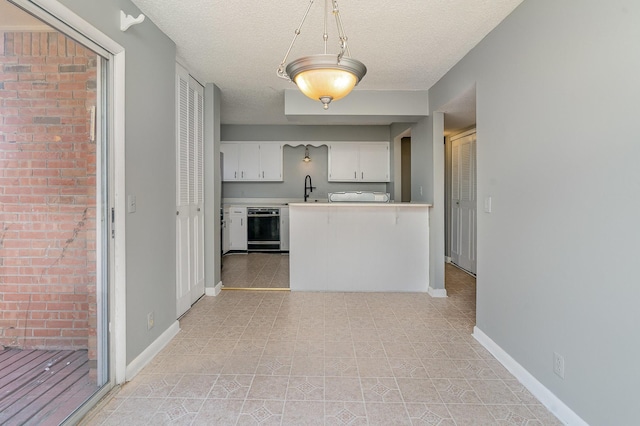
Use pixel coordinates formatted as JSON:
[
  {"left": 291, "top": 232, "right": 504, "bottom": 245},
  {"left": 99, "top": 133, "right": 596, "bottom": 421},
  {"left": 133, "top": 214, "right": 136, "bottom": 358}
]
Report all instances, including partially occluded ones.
[
  {"left": 303, "top": 146, "right": 312, "bottom": 163},
  {"left": 277, "top": 0, "right": 367, "bottom": 110}
]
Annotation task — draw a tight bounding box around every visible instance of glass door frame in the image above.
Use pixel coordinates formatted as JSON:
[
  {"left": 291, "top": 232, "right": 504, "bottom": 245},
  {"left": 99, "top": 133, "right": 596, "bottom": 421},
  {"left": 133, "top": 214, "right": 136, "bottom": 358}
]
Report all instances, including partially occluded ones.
[{"left": 7, "top": 0, "right": 128, "bottom": 422}]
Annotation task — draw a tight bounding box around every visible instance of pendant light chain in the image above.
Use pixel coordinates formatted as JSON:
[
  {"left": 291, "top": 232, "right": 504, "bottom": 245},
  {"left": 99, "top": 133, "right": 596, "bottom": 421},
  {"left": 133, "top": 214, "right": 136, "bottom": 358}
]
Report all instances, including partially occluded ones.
[
  {"left": 323, "top": 0, "right": 328, "bottom": 54},
  {"left": 277, "top": 0, "right": 354, "bottom": 80},
  {"left": 332, "top": 0, "right": 352, "bottom": 59},
  {"left": 277, "top": 0, "right": 316, "bottom": 80}
]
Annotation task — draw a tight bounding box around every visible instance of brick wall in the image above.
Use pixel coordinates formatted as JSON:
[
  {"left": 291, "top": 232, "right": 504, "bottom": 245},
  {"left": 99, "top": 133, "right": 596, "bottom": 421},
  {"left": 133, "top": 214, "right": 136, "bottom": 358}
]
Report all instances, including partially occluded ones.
[{"left": 0, "top": 31, "right": 97, "bottom": 358}]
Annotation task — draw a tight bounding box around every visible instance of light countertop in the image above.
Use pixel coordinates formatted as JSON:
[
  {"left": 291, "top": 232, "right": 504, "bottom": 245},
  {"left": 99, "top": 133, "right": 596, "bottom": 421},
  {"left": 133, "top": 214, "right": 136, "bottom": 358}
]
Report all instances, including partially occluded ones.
[{"left": 289, "top": 202, "right": 432, "bottom": 208}]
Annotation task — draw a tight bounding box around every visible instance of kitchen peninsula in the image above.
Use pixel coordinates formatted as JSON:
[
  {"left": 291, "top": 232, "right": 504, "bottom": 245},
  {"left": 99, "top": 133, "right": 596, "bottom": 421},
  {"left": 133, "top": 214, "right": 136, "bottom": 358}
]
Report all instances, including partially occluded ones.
[{"left": 289, "top": 202, "right": 431, "bottom": 292}]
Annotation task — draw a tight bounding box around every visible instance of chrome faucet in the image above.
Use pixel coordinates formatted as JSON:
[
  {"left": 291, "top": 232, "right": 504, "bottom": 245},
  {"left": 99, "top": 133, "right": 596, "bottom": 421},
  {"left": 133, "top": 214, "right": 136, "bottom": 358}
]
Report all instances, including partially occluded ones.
[{"left": 304, "top": 175, "right": 315, "bottom": 202}]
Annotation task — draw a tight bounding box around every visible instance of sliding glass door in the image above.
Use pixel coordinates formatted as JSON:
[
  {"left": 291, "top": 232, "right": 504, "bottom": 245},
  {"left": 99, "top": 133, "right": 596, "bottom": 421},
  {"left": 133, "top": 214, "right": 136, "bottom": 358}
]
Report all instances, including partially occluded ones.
[{"left": 0, "top": 1, "right": 112, "bottom": 422}]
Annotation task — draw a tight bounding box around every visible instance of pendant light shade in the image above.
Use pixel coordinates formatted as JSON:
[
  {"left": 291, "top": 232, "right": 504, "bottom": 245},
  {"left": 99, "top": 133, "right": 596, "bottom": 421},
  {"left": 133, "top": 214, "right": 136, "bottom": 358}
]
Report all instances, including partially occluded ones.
[
  {"left": 277, "top": 0, "right": 366, "bottom": 110},
  {"left": 287, "top": 55, "right": 366, "bottom": 109}
]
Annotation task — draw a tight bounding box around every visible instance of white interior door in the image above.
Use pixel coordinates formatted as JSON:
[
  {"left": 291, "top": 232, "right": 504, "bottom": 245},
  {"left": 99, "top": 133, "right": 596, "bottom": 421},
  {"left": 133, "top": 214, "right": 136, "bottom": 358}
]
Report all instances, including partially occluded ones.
[
  {"left": 192, "top": 78, "right": 205, "bottom": 303},
  {"left": 176, "top": 67, "right": 191, "bottom": 316},
  {"left": 451, "top": 131, "right": 477, "bottom": 274},
  {"left": 176, "top": 65, "right": 205, "bottom": 317}
]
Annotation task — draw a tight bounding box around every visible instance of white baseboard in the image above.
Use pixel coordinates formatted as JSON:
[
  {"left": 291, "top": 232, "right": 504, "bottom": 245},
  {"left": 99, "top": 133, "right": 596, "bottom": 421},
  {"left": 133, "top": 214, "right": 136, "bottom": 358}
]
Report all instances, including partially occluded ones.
[
  {"left": 473, "top": 326, "right": 587, "bottom": 426},
  {"left": 445, "top": 256, "right": 452, "bottom": 263},
  {"left": 125, "top": 321, "right": 180, "bottom": 381},
  {"left": 428, "top": 286, "right": 447, "bottom": 298},
  {"left": 206, "top": 281, "right": 223, "bottom": 296}
]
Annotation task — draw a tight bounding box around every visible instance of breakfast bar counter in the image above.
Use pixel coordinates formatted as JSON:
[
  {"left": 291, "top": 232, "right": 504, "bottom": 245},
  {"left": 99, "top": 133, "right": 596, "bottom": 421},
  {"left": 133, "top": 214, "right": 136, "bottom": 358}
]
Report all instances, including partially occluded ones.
[{"left": 289, "top": 202, "right": 431, "bottom": 292}]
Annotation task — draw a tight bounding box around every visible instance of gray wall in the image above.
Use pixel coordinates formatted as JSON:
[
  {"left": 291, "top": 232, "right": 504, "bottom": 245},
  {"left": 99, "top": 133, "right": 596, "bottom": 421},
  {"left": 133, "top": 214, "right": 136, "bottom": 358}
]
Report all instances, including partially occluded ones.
[
  {"left": 57, "top": 0, "right": 177, "bottom": 364},
  {"left": 204, "top": 84, "right": 222, "bottom": 287},
  {"left": 221, "top": 125, "right": 390, "bottom": 200},
  {"left": 409, "top": 115, "right": 445, "bottom": 291},
  {"left": 429, "top": 0, "right": 640, "bottom": 423}
]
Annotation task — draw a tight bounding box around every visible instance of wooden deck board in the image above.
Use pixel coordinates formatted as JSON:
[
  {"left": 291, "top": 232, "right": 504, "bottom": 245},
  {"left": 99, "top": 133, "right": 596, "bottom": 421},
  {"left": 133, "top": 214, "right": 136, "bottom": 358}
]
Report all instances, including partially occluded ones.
[
  {"left": 0, "top": 349, "right": 97, "bottom": 426},
  {"left": 0, "top": 351, "right": 68, "bottom": 393}
]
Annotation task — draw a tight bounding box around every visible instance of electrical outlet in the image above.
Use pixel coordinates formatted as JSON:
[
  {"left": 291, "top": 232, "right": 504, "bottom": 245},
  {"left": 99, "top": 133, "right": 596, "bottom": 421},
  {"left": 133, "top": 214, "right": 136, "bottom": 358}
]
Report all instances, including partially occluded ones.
[
  {"left": 553, "top": 352, "right": 565, "bottom": 379},
  {"left": 147, "top": 312, "right": 154, "bottom": 330}
]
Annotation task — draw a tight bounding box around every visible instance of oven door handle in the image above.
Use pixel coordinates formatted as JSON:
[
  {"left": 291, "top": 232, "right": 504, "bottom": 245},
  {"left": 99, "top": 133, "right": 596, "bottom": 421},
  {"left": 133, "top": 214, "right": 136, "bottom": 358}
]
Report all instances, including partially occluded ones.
[{"left": 248, "top": 213, "right": 280, "bottom": 217}]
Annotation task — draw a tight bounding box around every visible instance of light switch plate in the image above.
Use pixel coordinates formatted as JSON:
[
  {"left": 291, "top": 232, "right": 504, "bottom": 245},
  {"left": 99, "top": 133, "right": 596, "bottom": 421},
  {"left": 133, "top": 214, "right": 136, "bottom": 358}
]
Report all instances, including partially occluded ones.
[
  {"left": 484, "top": 196, "right": 492, "bottom": 213},
  {"left": 127, "top": 194, "right": 137, "bottom": 213}
]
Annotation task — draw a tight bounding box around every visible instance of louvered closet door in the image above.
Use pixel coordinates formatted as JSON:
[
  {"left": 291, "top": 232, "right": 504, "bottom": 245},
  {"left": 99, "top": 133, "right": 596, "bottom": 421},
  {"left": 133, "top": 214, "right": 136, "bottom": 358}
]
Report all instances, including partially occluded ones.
[
  {"left": 450, "top": 131, "right": 477, "bottom": 274},
  {"left": 176, "top": 68, "right": 191, "bottom": 317},
  {"left": 191, "top": 77, "right": 205, "bottom": 304},
  {"left": 176, "top": 66, "right": 205, "bottom": 317}
]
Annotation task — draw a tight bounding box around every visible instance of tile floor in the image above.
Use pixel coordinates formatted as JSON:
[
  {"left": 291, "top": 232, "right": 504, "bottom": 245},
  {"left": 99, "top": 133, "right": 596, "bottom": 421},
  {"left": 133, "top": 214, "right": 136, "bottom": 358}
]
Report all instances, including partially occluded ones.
[
  {"left": 83, "top": 261, "right": 561, "bottom": 425},
  {"left": 222, "top": 253, "right": 290, "bottom": 289}
]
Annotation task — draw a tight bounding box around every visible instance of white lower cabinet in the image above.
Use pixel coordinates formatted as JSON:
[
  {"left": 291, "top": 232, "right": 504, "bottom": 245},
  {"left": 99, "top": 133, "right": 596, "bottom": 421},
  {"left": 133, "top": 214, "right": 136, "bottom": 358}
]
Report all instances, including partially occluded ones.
[
  {"left": 222, "top": 207, "right": 230, "bottom": 254},
  {"left": 280, "top": 207, "right": 289, "bottom": 251},
  {"left": 228, "top": 206, "right": 247, "bottom": 251}
]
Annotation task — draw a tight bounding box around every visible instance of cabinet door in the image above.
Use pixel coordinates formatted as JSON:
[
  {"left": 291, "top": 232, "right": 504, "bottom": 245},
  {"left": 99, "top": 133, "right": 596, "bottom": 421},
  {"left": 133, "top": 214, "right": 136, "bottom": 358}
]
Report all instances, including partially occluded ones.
[
  {"left": 222, "top": 208, "right": 230, "bottom": 254},
  {"left": 239, "top": 143, "right": 260, "bottom": 180},
  {"left": 328, "top": 143, "right": 359, "bottom": 181},
  {"left": 359, "top": 143, "right": 390, "bottom": 182},
  {"left": 260, "top": 143, "right": 283, "bottom": 181},
  {"left": 280, "top": 207, "right": 289, "bottom": 251},
  {"left": 220, "top": 143, "right": 239, "bottom": 181},
  {"left": 229, "top": 209, "right": 247, "bottom": 250}
]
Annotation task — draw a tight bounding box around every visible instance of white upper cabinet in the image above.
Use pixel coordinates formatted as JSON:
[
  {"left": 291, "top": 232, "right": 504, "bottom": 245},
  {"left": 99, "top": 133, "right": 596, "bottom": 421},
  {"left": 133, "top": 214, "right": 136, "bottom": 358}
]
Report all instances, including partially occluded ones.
[
  {"left": 220, "top": 142, "right": 283, "bottom": 181},
  {"left": 220, "top": 143, "right": 240, "bottom": 181},
  {"left": 358, "top": 143, "right": 390, "bottom": 182},
  {"left": 258, "top": 143, "right": 284, "bottom": 181},
  {"left": 239, "top": 143, "right": 261, "bottom": 180},
  {"left": 328, "top": 142, "right": 390, "bottom": 182},
  {"left": 328, "top": 143, "right": 360, "bottom": 181}
]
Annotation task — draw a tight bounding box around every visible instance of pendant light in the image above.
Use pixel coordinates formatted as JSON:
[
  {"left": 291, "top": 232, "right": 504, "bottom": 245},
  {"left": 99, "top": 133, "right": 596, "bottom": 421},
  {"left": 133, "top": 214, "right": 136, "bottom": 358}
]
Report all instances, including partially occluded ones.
[
  {"left": 303, "top": 146, "right": 312, "bottom": 163},
  {"left": 277, "top": 0, "right": 367, "bottom": 110}
]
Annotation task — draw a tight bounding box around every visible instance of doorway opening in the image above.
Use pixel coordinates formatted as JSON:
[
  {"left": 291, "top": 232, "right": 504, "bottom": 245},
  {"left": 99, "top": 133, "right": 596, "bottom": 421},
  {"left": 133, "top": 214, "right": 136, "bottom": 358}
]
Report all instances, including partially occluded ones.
[{"left": 441, "top": 85, "right": 477, "bottom": 285}]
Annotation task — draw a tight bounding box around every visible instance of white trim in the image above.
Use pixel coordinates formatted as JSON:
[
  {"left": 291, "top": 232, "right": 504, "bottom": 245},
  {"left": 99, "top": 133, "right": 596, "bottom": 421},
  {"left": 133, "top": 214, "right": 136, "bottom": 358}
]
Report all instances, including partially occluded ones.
[
  {"left": 112, "top": 52, "right": 127, "bottom": 385},
  {"left": 428, "top": 286, "right": 448, "bottom": 298},
  {"left": 473, "top": 326, "right": 587, "bottom": 426},
  {"left": 445, "top": 256, "right": 452, "bottom": 263},
  {"left": 125, "top": 321, "right": 180, "bottom": 381},
  {"left": 27, "top": 0, "right": 122, "bottom": 54},
  {"left": 205, "top": 281, "right": 223, "bottom": 297}
]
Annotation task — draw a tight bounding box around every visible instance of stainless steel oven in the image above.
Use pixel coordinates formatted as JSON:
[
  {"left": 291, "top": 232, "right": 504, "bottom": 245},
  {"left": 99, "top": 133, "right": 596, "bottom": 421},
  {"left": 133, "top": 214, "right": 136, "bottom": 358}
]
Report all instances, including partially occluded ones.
[{"left": 247, "top": 207, "right": 280, "bottom": 251}]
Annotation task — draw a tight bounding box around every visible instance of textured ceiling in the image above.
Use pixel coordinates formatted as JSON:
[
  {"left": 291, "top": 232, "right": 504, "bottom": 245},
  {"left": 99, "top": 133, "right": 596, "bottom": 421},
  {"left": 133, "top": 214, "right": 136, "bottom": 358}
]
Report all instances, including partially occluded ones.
[
  {"left": 0, "top": 0, "right": 519, "bottom": 127},
  {"left": 129, "top": 0, "right": 523, "bottom": 126}
]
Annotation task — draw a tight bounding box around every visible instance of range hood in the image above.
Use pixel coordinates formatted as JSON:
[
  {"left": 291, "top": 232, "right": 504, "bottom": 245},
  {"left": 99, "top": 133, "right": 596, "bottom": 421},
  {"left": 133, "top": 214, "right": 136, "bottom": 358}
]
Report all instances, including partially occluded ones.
[{"left": 327, "top": 191, "right": 390, "bottom": 203}]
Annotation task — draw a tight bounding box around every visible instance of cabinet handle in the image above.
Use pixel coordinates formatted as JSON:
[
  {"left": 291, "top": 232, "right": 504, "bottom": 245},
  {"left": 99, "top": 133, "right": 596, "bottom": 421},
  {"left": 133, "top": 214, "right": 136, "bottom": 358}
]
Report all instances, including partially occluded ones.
[
  {"left": 234, "top": 171, "right": 237, "bottom": 178},
  {"left": 241, "top": 171, "right": 244, "bottom": 178},
  {"left": 354, "top": 171, "right": 357, "bottom": 179},
  {"left": 361, "top": 172, "right": 364, "bottom": 179},
  {"left": 241, "top": 218, "right": 243, "bottom": 226},
  {"left": 262, "top": 171, "right": 264, "bottom": 178}
]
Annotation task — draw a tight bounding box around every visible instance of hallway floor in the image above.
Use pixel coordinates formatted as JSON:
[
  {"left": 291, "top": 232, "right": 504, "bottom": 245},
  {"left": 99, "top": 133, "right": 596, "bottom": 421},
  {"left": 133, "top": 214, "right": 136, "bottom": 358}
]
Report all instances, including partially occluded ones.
[{"left": 83, "top": 263, "right": 560, "bottom": 425}]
